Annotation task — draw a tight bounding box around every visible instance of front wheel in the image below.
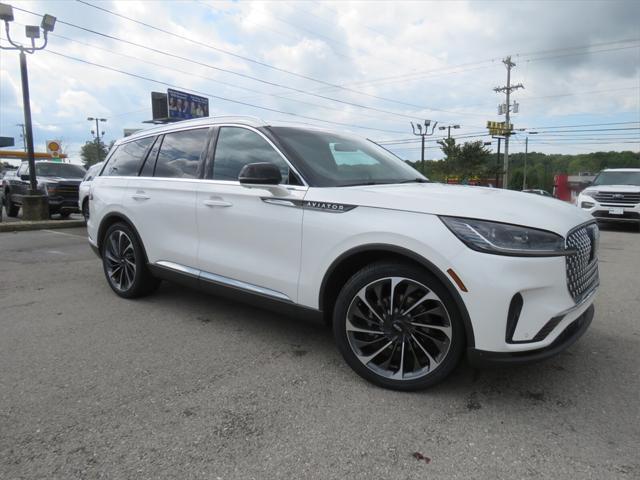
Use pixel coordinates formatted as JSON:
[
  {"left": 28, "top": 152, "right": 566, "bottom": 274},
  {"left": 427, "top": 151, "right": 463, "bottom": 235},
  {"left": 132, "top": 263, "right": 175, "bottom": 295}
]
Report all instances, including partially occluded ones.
[
  {"left": 333, "top": 261, "right": 464, "bottom": 391},
  {"left": 5, "top": 194, "right": 19, "bottom": 217},
  {"left": 101, "top": 222, "right": 160, "bottom": 298}
]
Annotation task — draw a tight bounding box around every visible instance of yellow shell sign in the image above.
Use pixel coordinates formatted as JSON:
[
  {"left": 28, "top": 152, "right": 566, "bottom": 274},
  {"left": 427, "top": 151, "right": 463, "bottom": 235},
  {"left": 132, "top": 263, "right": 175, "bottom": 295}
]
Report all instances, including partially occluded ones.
[{"left": 46, "top": 140, "right": 61, "bottom": 159}]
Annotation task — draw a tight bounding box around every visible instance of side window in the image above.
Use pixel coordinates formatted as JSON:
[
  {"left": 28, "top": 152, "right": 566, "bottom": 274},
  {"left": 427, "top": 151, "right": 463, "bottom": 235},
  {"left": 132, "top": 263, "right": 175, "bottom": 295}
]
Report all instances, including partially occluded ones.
[
  {"left": 103, "top": 137, "right": 154, "bottom": 176},
  {"left": 18, "top": 164, "right": 28, "bottom": 177},
  {"left": 139, "top": 136, "right": 160, "bottom": 177},
  {"left": 212, "top": 127, "right": 289, "bottom": 183},
  {"left": 154, "top": 129, "right": 209, "bottom": 179}
]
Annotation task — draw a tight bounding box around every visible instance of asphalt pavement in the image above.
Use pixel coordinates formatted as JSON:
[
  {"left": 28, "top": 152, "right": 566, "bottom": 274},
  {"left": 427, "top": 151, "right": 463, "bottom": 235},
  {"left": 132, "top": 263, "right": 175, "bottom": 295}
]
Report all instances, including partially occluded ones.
[{"left": 0, "top": 225, "right": 638, "bottom": 479}]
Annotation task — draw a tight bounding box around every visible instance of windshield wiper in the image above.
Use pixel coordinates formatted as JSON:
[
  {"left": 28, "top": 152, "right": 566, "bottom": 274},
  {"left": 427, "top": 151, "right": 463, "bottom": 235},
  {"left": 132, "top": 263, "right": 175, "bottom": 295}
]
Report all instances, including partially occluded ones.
[{"left": 397, "top": 178, "right": 429, "bottom": 184}]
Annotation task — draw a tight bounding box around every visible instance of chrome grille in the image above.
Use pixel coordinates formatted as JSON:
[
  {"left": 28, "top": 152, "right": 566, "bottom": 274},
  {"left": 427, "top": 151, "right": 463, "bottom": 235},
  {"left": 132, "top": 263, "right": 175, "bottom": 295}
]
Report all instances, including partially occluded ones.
[
  {"left": 593, "top": 191, "right": 640, "bottom": 205},
  {"left": 565, "top": 223, "right": 599, "bottom": 303}
]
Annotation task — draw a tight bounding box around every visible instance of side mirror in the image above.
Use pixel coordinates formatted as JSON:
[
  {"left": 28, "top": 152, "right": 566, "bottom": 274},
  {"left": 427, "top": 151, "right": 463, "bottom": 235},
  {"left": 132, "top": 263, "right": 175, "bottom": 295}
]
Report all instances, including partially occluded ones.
[
  {"left": 20, "top": 174, "right": 30, "bottom": 181},
  {"left": 238, "top": 162, "right": 282, "bottom": 185}
]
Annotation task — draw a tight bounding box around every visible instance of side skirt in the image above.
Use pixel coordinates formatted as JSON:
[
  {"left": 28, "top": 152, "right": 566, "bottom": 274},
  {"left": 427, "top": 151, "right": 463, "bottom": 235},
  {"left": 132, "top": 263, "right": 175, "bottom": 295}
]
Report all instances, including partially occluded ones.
[{"left": 147, "top": 263, "right": 323, "bottom": 324}]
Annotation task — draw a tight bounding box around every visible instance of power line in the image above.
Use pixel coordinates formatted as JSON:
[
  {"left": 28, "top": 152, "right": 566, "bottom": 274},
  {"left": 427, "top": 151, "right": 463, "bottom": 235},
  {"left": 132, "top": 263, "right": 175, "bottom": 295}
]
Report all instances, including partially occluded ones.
[
  {"left": 71, "top": 1, "right": 473, "bottom": 116},
  {"left": 43, "top": 29, "right": 393, "bottom": 124},
  {"left": 13, "top": 4, "right": 474, "bottom": 121},
  {"left": 521, "top": 121, "right": 640, "bottom": 130},
  {"left": 35, "top": 48, "right": 409, "bottom": 134}
]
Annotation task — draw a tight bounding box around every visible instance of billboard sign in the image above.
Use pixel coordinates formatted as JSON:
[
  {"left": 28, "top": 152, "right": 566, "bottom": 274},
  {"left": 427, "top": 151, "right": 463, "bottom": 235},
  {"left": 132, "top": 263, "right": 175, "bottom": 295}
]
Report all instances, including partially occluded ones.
[{"left": 167, "top": 89, "right": 209, "bottom": 120}]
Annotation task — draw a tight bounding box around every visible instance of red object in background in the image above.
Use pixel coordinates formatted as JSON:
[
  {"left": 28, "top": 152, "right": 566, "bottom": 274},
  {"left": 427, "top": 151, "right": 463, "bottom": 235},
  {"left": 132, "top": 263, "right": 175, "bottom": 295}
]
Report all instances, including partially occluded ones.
[{"left": 554, "top": 174, "right": 570, "bottom": 201}]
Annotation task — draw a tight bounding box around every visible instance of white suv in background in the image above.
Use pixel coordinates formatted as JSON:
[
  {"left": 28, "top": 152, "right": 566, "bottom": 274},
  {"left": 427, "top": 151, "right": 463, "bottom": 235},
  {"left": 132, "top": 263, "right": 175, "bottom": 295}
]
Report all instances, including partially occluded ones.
[
  {"left": 78, "top": 161, "right": 103, "bottom": 221},
  {"left": 577, "top": 168, "right": 640, "bottom": 230},
  {"left": 87, "top": 117, "right": 599, "bottom": 390}
]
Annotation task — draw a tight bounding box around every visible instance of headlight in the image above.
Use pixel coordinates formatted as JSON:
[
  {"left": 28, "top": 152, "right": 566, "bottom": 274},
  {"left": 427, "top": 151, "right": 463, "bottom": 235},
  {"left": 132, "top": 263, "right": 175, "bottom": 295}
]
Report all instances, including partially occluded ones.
[
  {"left": 440, "top": 216, "right": 570, "bottom": 257},
  {"left": 581, "top": 201, "right": 594, "bottom": 209},
  {"left": 40, "top": 183, "right": 58, "bottom": 196}
]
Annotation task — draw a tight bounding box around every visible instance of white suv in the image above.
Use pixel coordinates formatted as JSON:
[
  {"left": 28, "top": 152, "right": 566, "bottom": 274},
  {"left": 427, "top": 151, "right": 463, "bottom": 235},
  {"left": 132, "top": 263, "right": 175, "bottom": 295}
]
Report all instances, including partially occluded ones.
[
  {"left": 577, "top": 168, "right": 640, "bottom": 230},
  {"left": 87, "top": 117, "right": 599, "bottom": 390}
]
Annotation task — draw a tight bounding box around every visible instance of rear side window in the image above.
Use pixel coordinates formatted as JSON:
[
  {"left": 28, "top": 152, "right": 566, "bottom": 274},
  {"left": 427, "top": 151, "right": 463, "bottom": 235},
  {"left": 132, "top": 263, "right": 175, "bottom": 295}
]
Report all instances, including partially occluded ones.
[
  {"left": 154, "top": 128, "right": 209, "bottom": 179},
  {"left": 212, "top": 127, "right": 289, "bottom": 182},
  {"left": 103, "top": 137, "right": 154, "bottom": 176}
]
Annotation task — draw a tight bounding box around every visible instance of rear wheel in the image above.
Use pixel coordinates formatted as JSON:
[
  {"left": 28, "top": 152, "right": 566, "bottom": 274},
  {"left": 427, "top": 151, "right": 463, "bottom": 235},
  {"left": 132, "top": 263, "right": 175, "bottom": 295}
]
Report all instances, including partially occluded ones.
[
  {"left": 101, "top": 222, "right": 160, "bottom": 298},
  {"left": 333, "top": 261, "right": 464, "bottom": 391}
]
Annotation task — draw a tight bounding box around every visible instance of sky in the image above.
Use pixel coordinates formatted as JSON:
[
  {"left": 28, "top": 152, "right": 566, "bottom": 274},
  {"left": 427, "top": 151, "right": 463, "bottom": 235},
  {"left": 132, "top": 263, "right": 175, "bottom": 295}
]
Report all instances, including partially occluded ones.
[{"left": 0, "top": 0, "right": 639, "bottom": 165}]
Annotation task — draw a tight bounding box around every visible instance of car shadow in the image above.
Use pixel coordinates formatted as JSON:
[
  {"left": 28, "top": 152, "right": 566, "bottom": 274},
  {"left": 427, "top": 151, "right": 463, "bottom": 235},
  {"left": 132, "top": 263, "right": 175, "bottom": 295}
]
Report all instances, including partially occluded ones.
[{"left": 138, "top": 281, "right": 605, "bottom": 406}]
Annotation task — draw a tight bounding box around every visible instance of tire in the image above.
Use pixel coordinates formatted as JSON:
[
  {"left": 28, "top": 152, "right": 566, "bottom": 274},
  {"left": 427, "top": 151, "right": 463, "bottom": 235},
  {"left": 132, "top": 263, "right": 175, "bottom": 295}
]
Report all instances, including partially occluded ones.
[
  {"left": 332, "top": 261, "right": 465, "bottom": 391},
  {"left": 101, "top": 222, "right": 160, "bottom": 298},
  {"left": 59, "top": 211, "right": 71, "bottom": 219},
  {"left": 5, "top": 193, "right": 19, "bottom": 217}
]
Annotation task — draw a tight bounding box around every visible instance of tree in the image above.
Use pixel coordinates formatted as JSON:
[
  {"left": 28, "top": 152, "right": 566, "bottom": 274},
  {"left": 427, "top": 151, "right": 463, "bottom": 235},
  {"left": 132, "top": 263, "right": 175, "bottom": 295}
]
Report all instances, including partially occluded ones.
[
  {"left": 81, "top": 139, "right": 111, "bottom": 168},
  {"left": 437, "top": 139, "right": 492, "bottom": 182}
]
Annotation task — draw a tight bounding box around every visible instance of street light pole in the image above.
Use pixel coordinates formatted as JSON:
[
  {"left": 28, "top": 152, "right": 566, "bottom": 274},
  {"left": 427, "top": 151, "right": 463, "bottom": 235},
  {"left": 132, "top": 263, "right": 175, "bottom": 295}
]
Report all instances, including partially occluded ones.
[
  {"left": 410, "top": 120, "right": 438, "bottom": 174},
  {"left": 18, "top": 49, "right": 37, "bottom": 193},
  {"left": 1, "top": 3, "right": 57, "bottom": 220},
  {"left": 87, "top": 117, "right": 107, "bottom": 162},
  {"left": 439, "top": 124, "right": 460, "bottom": 139}
]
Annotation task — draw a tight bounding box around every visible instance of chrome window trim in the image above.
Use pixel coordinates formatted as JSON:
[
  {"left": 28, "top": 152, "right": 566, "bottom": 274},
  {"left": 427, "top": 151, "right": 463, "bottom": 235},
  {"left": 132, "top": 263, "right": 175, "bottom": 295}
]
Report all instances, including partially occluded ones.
[{"left": 95, "top": 175, "right": 308, "bottom": 192}]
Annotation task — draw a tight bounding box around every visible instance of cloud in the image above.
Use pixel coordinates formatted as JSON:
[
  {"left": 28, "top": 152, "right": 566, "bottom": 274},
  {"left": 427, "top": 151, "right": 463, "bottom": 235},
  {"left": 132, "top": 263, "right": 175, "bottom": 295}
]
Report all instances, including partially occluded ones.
[{"left": 0, "top": 0, "right": 637, "bottom": 162}]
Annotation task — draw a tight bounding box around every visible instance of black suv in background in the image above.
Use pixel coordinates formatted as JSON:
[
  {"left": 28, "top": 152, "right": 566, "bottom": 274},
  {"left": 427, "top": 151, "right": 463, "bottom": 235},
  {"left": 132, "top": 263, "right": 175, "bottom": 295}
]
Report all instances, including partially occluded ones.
[{"left": 2, "top": 161, "right": 86, "bottom": 218}]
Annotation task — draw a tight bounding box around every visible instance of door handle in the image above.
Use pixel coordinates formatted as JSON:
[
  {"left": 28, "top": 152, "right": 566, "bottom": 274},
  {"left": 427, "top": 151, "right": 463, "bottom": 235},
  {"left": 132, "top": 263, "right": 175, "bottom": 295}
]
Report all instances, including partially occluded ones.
[
  {"left": 203, "top": 199, "right": 232, "bottom": 207},
  {"left": 131, "top": 193, "right": 150, "bottom": 200}
]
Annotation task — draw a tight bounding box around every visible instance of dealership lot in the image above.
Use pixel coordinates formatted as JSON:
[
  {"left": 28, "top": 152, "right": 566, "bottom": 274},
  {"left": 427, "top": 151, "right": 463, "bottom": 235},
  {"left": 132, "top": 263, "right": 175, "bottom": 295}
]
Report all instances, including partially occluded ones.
[{"left": 0, "top": 226, "right": 638, "bottom": 479}]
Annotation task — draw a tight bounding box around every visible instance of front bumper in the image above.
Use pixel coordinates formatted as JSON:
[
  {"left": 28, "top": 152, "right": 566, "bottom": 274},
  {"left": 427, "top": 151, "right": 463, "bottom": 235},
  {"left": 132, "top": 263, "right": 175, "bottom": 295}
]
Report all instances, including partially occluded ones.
[
  {"left": 467, "top": 304, "right": 594, "bottom": 367},
  {"left": 48, "top": 196, "right": 81, "bottom": 214},
  {"left": 578, "top": 195, "right": 640, "bottom": 223}
]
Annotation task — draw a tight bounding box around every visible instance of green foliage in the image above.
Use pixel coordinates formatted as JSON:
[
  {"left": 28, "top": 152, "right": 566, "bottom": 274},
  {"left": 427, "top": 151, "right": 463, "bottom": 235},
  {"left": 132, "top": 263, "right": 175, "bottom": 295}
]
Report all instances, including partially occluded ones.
[
  {"left": 81, "top": 139, "right": 113, "bottom": 168},
  {"left": 410, "top": 145, "right": 639, "bottom": 191}
]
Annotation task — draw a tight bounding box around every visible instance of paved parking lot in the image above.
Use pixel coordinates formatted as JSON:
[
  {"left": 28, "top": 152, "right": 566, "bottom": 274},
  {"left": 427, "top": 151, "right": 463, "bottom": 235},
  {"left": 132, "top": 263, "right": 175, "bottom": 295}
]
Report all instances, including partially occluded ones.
[{"left": 1, "top": 225, "right": 638, "bottom": 479}]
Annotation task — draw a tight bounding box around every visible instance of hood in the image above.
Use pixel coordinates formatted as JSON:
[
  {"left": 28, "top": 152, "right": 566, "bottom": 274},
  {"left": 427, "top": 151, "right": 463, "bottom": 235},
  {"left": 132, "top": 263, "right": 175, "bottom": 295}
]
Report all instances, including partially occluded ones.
[
  {"left": 305, "top": 183, "right": 593, "bottom": 236},
  {"left": 582, "top": 185, "right": 640, "bottom": 194}
]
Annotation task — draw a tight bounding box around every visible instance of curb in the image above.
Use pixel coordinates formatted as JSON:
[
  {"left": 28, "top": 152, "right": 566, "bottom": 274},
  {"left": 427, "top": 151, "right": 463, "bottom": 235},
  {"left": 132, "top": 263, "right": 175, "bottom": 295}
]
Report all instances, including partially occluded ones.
[{"left": 0, "top": 219, "right": 86, "bottom": 233}]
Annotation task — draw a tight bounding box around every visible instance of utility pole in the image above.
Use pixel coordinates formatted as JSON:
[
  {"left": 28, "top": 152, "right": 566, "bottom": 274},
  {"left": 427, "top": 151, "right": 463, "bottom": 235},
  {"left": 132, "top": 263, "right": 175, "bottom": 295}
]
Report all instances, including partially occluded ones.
[
  {"left": 523, "top": 136, "right": 528, "bottom": 190},
  {"left": 494, "top": 136, "right": 502, "bottom": 187},
  {"left": 87, "top": 117, "right": 107, "bottom": 162},
  {"left": 522, "top": 131, "right": 538, "bottom": 190},
  {"left": 410, "top": 120, "right": 438, "bottom": 174},
  {"left": 16, "top": 123, "right": 26, "bottom": 151},
  {"left": 438, "top": 124, "right": 460, "bottom": 139},
  {"left": 494, "top": 56, "right": 523, "bottom": 189}
]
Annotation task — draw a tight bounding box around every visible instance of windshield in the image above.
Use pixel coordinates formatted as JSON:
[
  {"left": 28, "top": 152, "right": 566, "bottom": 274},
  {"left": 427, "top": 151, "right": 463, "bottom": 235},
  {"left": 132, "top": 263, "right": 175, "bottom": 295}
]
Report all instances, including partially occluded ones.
[
  {"left": 592, "top": 171, "right": 640, "bottom": 186},
  {"left": 35, "top": 163, "right": 86, "bottom": 178},
  {"left": 270, "top": 127, "right": 427, "bottom": 187}
]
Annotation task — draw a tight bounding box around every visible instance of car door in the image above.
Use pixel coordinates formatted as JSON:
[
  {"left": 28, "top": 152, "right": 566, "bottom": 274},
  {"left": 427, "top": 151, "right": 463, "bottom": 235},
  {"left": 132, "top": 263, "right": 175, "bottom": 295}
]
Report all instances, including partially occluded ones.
[
  {"left": 196, "top": 125, "right": 306, "bottom": 303},
  {"left": 122, "top": 127, "right": 212, "bottom": 269}
]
